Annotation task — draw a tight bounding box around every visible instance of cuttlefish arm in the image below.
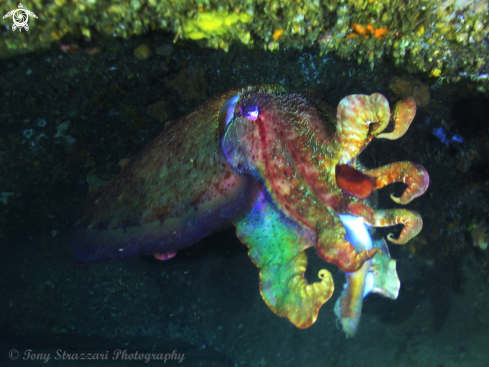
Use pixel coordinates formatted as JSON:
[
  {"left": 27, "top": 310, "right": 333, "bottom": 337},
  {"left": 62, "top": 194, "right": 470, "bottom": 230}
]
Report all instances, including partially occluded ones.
[
  {"left": 72, "top": 88, "right": 259, "bottom": 263},
  {"left": 334, "top": 214, "right": 400, "bottom": 337},
  {"left": 234, "top": 188, "right": 334, "bottom": 328}
]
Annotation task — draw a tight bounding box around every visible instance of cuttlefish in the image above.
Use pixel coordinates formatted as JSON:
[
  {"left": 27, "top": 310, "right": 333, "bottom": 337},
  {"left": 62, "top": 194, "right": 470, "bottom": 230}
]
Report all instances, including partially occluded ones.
[{"left": 73, "top": 84, "right": 429, "bottom": 331}]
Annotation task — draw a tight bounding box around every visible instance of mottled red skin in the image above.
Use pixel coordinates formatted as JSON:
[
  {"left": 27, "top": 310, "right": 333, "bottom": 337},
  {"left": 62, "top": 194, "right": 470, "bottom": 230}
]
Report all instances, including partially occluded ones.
[{"left": 222, "top": 89, "right": 429, "bottom": 272}]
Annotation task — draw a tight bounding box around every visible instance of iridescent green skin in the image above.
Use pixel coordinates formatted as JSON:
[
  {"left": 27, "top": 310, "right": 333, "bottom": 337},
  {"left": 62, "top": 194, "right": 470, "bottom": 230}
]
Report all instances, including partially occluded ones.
[{"left": 73, "top": 85, "right": 429, "bottom": 329}]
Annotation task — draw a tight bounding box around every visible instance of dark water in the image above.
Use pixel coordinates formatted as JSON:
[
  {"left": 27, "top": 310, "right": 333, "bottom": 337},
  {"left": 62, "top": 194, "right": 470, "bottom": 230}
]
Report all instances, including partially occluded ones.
[{"left": 1, "top": 32, "right": 489, "bottom": 367}]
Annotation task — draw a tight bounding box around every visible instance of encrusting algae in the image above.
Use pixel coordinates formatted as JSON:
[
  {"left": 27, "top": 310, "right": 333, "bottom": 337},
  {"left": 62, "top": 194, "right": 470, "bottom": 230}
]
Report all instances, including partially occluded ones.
[{"left": 0, "top": 0, "right": 488, "bottom": 90}]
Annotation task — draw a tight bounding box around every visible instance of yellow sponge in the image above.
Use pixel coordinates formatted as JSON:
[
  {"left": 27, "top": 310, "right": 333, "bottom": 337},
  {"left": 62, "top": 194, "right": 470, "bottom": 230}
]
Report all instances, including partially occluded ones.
[{"left": 182, "top": 11, "right": 251, "bottom": 40}]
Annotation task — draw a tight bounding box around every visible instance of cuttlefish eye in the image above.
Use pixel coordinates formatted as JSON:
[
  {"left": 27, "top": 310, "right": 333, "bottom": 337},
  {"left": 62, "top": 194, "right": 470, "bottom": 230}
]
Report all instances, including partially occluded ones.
[{"left": 240, "top": 104, "right": 260, "bottom": 121}]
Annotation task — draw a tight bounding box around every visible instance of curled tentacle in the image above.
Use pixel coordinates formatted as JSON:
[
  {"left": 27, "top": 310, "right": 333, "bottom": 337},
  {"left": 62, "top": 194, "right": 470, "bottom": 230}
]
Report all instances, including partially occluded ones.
[
  {"left": 376, "top": 97, "right": 416, "bottom": 140},
  {"left": 316, "top": 220, "right": 380, "bottom": 272},
  {"left": 345, "top": 201, "right": 375, "bottom": 224},
  {"left": 336, "top": 93, "right": 390, "bottom": 163},
  {"left": 365, "top": 93, "right": 392, "bottom": 136},
  {"left": 371, "top": 208, "right": 423, "bottom": 244},
  {"left": 363, "top": 161, "right": 429, "bottom": 205}
]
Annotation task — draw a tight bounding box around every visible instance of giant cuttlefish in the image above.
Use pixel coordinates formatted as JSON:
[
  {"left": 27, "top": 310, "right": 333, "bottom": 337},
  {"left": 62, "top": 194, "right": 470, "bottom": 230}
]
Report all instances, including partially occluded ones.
[{"left": 73, "top": 84, "right": 429, "bottom": 333}]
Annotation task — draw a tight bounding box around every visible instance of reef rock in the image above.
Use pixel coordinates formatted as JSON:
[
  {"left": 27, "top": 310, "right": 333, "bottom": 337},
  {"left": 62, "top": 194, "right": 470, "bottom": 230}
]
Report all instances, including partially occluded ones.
[{"left": 389, "top": 76, "right": 430, "bottom": 107}]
